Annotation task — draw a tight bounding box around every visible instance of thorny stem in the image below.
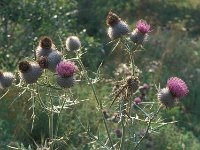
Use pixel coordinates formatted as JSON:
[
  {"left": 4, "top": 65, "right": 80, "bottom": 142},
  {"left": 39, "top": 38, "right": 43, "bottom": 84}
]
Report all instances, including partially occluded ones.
[
  {"left": 0, "top": 89, "right": 9, "bottom": 100},
  {"left": 49, "top": 91, "right": 54, "bottom": 140},
  {"left": 120, "top": 100, "right": 126, "bottom": 150},
  {"left": 55, "top": 91, "right": 69, "bottom": 137},
  {"left": 30, "top": 90, "right": 36, "bottom": 132},
  {"left": 76, "top": 52, "right": 114, "bottom": 150},
  {"left": 133, "top": 105, "right": 162, "bottom": 150},
  {"left": 122, "top": 38, "right": 139, "bottom": 76}
]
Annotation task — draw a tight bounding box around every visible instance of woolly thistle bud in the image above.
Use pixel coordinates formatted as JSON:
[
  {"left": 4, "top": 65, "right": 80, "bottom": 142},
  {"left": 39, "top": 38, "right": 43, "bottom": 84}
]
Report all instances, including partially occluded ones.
[
  {"left": 0, "top": 72, "right": 15, "bottom": 89},
  {"left": 36, "top": 36, "right": 56, "bottom": 58},
  {"left": 106, "top": 11, "right": 130, "bottom": 40},
  {"left": 167, "top": 77, "right": 189, "bottom": 98},
  {"left": 38, "top": 51, "right": 62, "bottom": 72},
  {"left": 115, "top": 128, "right": 122, "bottom": 138},
  {"left": 37, "top": 56, "right": 48, "bottom": 69},
  {"left": 126, "top": 76, "right": 140, "bottom": 93},
  {"left": 157, "top": 88, "right": 175, "bottom": 107},
  {"left": 106, "top": 11, "right": 120, "bottom": 27},
  {"left": 56, "top": 75, "right": 75, "bottom": 88},
  {"left": 130, "top": 20, "right": 150, "bottom": 44},
  {"left": 18, "top": 61, "right": 42, "bottom": 84},
  {"left": 47, "top": 51, "right": 62, "bottom": 72},
  {"left": 66, "top": 36, "right": 81, "bottom": 51},
  {"left": 133, "top": 97, "right": 142, "bottom": 105},
  {"left": 139, "top": 83, "right": 150, "bottom": 95},
  {"left": 40, "top": 36, "right": 52, "bottom": 49}
]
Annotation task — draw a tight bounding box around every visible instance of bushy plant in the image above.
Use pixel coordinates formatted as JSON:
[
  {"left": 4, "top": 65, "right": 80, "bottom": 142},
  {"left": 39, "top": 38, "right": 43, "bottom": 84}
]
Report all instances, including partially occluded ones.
[{"left": 0, "top": 10, "right": 191, "bottom": 150}]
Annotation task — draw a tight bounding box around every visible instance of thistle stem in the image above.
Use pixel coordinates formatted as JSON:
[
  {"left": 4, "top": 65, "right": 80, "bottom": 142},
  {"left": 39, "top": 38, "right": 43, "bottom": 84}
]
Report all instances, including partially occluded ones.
[
  {"left": 133, "top": 105, "right": 162, "bottom": 150},
  {"left": 120, "top": 100, "right": 126, "bottom": 150},
  {"left": 76, "top": 52, "right": 114, "bottom": 150}
]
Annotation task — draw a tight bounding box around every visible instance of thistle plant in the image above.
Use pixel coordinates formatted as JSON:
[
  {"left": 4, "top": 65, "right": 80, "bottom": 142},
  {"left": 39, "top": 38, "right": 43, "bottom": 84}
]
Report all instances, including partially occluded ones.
[{"left": 0, "top": 11, "right": 189, "bottom": 150}]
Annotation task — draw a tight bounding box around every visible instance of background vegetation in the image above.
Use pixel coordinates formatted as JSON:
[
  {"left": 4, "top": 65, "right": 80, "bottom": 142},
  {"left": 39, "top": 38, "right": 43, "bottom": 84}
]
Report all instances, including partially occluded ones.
[{"left": 0, "top": 0, "right": 200, "bottom": 149}]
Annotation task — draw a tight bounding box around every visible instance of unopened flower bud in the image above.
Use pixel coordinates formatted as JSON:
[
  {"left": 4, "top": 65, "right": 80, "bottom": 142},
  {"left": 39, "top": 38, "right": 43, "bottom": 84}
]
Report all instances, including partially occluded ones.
[
  {"left": 66, "top": 36, "right": 81, "bottom": 51},
  {"left": 157, "top": 88, "right": 175, "bottom": 107},
  {"left": 18, "top": 61, "right": 42, "bottom": 84},
  {"left": 0, "top": 72, "right": 15, "bottom": 89},
  {"left": 36, "top": 36, "right": 56, "bottom": 58},
  {"left": 115, "top": 128, "right": 122, "bottom": 138},
  {"left": 106, "top": 11, "right": 130, "bottom": 40},
  {"left": 130, "top": 20, "right": 150, "bottom": 44}
]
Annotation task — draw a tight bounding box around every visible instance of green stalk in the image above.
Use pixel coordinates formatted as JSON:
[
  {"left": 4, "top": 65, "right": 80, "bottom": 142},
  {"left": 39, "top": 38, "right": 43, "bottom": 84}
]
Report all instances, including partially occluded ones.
[
  {"left": 133, "top": 105, "right": 162, "bottom": 150},
  {"left": 55, "top": 91, "right": 68, "bottom": 136},
  {"left": 76, "top": 53, "right": 114, "bottom": 150},
  {"left": 120, "top": 100, "right": 126, "bottom": 150},
  {"left": 49, "top": 94, "right": 54, "bottom": 140}
]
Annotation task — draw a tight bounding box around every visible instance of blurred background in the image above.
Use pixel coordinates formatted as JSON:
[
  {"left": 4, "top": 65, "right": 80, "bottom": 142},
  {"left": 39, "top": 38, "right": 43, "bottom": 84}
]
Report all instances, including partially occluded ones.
[{"left": 0, "top": 0, "right": 200, "bottom": 149}]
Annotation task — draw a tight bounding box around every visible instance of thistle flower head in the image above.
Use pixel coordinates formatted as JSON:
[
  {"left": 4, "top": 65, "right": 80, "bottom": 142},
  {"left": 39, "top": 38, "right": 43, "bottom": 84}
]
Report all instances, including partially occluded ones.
[
  {"left": 139, "top": 83, "right": 150, "bottom": 95},
  {"left": 136, "top": 20, "right": 151, "bottom": 34},
  {"left": 167, "top": 77, "right": 189, "bottom": 98},
  {"left": 107, "top": 11, "right": 130, "bottom": 39},
  {"left": 37, "top": 56, "right": 48, "bottom": 69},
  {"left": 66, "top": 36, "right": 81, "bottom": 51},
  {"left": 18, "top": 61, "right": 31, "bottom": 73},
  {"left": 56, "top": 60, "right": 78, "bottom": 78},
  {"left": 115, "top": 128, "right": 122, "bottom": 138},
  {"left": 0, "top": 72, "right": 15, "bottom": 89},
  {"left": 106, "top": 11, "right": 121, "bottom": 27},
  {"left": 157, "top": 88, "right": 175, "bottom": 107},
  {"left": 126, "top": 76, "right": 140, "bottom": 93},
  {"left": 39, "top": 36, "right": 52, "bottom": 49},
  {"left": 133, "top": 97, "right": 142, "bottom": 105},
  {"left": 143, "top": 83, "right": 150, "bottom": 90}
]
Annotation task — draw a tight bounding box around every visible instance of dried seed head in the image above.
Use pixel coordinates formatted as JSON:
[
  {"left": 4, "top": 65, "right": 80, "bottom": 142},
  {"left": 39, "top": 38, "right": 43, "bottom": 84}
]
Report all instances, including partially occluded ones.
[
  {"left": 126, "top": 76, "right": 140, "bottom": 93},
  {"left": 37, "top": 56, "right": 48, "bottom": 69},
  {"left": 18, "top": 61, "right": 31, "bottom": 73},
  {"left": 39, "top": 36, "right": 52, "bottom": 49},
  {"left": 106, "top": 11, "right": 121, "bottom": 27}
]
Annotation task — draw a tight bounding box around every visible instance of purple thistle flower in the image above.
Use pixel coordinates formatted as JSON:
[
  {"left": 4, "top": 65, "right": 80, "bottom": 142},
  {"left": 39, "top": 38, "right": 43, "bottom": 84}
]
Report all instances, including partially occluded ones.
[
  {"left": 136, "top": 20, "right": 151, "bottom": 34},
  {"left": 167, "top": 77, "right": 189, "bottom": 98},
  {"left": 56, "top": 60, "right": 78, "bottom": 78},
  {"left": 133, "top": 97, "right": 142, "bottom": 105},
  {"left": 143, "top": 83, "right": 150, "bottom": 90},
  {"left": 115, "top": 128, "right": 122, "bottom": 138}
]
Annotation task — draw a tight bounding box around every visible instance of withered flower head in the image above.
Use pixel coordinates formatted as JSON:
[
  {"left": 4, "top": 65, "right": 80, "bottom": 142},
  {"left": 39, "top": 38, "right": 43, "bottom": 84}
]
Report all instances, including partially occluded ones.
[
  {"left": 18, "top": 61, "right": 31, "bottom": 73},
  {"left": 39, "top": 36, "right": 52, "bottom": 49},
  {"left": 106, "top": 11, "right": 121, "bottom": 27},
  {"left": 37, "top": 56, "right": 48, "bottom": 69},
  {"left": 126, "top": 76, "right": 140, "bottom": 92}
]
